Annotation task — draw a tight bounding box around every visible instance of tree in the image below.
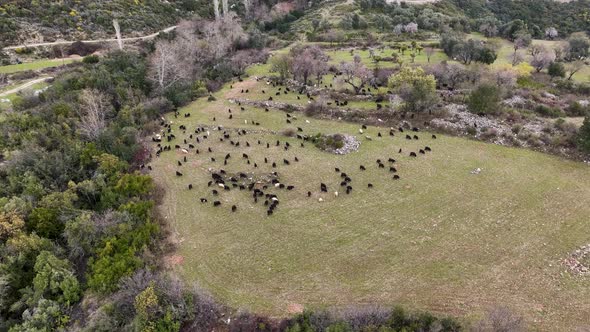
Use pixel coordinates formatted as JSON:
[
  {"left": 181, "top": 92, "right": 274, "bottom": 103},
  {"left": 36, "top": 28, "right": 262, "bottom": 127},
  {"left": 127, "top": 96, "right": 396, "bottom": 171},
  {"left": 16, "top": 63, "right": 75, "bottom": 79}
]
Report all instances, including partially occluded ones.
[
  {"left": 512, "top": 30, "right": 532, "bottom": 65},
  {"left": 77, "top": 89, "right": 111, "bottom": 141},
  {"left": 388, "top": 67, "right": 438, "bottom": 113},
  {"left": 566, "top": 32, "right": 590, "bottom": 60},
  {"left": 530, "top": 45, "right": 556, "bottom": 72},
  {"left": 566, "top": 60, "right": 585, "bottom": 80},
  {"left": 578, "top": 115, "right": 590, "bottom": 153},
  {"left": 404, "top": 22, "right": 418, "bottom": 34},
  {"left": 545, "top": 27, "right": 558, "bottom": 40},
  {"left": 32, "top": 251, "right": 80, "bottom": 306},
  {"left": 547, "top": 62, "right": 566, "bottom": 78},
  {"left": 338, "top": 55, "right": 374, "bottom": 94},
  {"left": 149, "top": 39, "right": 194, "bottom": 92},
  {"left": 467, "top": 83, "right": 502, "bottom": 115},
  {"left": 270, "top": 54, "right": 291, "bottom": 81},
  {"left": 290, "top": 45, "right": 328, "bottom": 85},
  {"left": 478, "top": 16, "right": 499, "bottom": 37}
]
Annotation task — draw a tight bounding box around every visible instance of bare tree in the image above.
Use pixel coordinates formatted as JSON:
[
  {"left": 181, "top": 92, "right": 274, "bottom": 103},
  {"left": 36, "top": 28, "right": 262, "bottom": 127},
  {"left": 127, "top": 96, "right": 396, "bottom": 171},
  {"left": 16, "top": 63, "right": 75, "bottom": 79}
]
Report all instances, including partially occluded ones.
[
  {"left": 404, "top": 22, "right": 418, "bottom": 34},
  {"left": 545, "top": 27, "right": 558, "bottom": 40},
  {"left": 338, "top": 55, "right": 374, "bottom": 94},
  {"left": 213, "top": 0, "right": 220, "bottom": 21},
  {"left": 290, "top": 45, "right": 328, "bottom": 85},
  {"left": 566, "top": 60, "right": 586, "bottom": 80},
  {"left": 78, "top": 89, "right": 111, "bottom": 141},
  {"left": 472, "top": 306, "right": 525, "bottom": 332},
  {"left": 530, "top": 45, "right": 556, "bottom": 72},
  {"left": 113, "top": 19, "right": 123, "bottom": 50},
  {"left": 148, "top": 39, "right": 193, "bottom": 91},
  {"left": 222, "top": 0, "right": 229, "bottom": 17}
]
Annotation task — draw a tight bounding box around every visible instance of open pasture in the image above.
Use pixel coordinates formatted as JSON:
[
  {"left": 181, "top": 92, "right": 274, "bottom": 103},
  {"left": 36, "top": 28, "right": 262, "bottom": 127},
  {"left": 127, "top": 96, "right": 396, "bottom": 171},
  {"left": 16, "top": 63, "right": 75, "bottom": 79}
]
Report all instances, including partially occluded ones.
[{"left": 149, "top": 77, "right": 590, "bottom": 330}]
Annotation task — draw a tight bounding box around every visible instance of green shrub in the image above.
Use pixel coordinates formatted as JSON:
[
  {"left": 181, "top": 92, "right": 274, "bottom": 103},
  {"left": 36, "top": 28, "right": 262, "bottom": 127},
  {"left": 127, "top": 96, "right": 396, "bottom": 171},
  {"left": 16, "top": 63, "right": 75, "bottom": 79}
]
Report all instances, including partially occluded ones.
[
  {"left": 534, "top": 104, "right": 564, "bottom": 118},
  {"left": 83, "top": 55, "right": 100, "bottom": 64},
  {"left": 566, "top": 102, "right": 589, "bottom": 117},
  {"left": 578, "top": 116, "right": 590, "bottom": 153},
  {"left": 467, "top": 83, "right": 502, "bottom": 115},
  {"left": 548, "top": 62, "right": 566, "bottom": 78}
]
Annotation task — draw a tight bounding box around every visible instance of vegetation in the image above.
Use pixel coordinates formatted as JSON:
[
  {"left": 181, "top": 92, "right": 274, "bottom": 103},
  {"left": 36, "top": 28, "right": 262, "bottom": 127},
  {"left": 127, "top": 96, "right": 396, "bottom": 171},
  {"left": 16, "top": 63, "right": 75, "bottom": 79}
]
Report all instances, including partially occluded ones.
[
  {"left": 467, "top": 83, "right": 502, "bottom": 115},
  {"left": 1, "top": 0, "right": 590, "bottom": 330}
]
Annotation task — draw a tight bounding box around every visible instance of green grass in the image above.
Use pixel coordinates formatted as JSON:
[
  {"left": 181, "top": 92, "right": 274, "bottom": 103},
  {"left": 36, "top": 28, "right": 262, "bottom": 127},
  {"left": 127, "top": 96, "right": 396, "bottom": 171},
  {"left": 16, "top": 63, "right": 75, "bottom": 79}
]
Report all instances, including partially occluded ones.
[
  {"left": 149, "top": 75, "right": 590, "bottom": 330},
  {"left": 0, "top": 58, "right": 78, "bottom": 74},
  {"left": 467, "top": 33, "right": 590, "bottom": 83}
]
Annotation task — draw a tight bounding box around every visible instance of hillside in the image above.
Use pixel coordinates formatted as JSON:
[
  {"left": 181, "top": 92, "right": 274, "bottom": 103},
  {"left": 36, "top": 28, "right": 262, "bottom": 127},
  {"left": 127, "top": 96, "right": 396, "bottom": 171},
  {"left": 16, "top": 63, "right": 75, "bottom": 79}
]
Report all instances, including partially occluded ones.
[{"left": 0, "top": 0, "right": 193, "bottom": 45}]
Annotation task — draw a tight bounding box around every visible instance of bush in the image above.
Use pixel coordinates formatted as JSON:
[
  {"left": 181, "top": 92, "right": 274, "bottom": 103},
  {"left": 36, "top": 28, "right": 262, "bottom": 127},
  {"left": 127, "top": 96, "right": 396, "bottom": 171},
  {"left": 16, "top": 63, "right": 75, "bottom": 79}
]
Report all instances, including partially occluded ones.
[
  {"left": 548, "top": 62, "right": 566, "bottom": 78},
  {"left": 467, "top": 83, "right": 502, "bottom": 115},
  {"left": 311, "top": 133, "right": 345, "bottom": 151},
  {"left": 578, "top": 116, "right": 590, "bottom": 153},
  {"left": 83, "top": 55, "right": 100, "bottom": 64},
  {"left": 566, "top": 102, "right": 590, "bottom": 117},
  {"left": 534, "top": 104, "right": 564, "bottom": 118}
]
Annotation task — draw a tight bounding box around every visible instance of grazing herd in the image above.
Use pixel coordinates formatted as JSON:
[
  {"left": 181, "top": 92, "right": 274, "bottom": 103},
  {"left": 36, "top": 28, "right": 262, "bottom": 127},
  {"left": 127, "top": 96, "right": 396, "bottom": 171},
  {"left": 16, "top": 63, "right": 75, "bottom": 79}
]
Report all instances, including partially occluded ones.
[{"left": 150, "top": 80, "right": 438, "bottom": 217}]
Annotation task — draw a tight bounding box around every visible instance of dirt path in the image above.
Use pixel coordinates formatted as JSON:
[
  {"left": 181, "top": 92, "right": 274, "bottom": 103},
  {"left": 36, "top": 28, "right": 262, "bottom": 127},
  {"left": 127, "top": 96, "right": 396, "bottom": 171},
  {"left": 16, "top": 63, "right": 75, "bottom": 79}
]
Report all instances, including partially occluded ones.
[
  {"left": 4, "top": 26, "right": 177, "bottom": 50},
  {"left": 0, "top": 77, "right": 51, "bottom": 97}
]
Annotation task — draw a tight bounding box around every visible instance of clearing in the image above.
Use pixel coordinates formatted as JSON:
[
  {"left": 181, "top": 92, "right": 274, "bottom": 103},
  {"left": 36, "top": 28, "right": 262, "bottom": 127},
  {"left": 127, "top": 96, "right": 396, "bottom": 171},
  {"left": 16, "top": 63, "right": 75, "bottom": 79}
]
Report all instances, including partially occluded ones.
[{"left": 149, "top": 72, "right": 590, "bottom": 330}]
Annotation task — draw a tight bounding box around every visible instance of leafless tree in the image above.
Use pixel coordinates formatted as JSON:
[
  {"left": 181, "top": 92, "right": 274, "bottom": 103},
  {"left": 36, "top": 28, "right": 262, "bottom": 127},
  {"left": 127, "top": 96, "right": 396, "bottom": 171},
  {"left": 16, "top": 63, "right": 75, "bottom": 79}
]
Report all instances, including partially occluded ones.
[
  {"left": 566, "top": 60, "right": 586, "bottom": 80},
  {"left": 404, "top": 22, "right": 418, "bottom": 34},
  {"left": 113, "top": 19, "right": 123, "bottom": 50},
  {"left": 213, "top": 0, "right": 220, "bottom": 21},
  {"left": 338, "top": 55, "right": 374, "bottom": 94},
  {"left": 530, "top": 45, "right": 556, "bottom": 72},
  {"left": 222, "top": 0, "right": 229, "bottom": 17},
  {"left": 472, "top": 306, "right": 525, "bottom": 332},
  {"left": 78, "top": 89, "right": 111, "bottom": 141},
  {"left": 150, "top": 40, "right": 189, "bottom": 91},
  {"left": 290, "top": 45, "right": 328, "bottom": 85},
  {"left": 545, "top": 27, "right": 558, "bottom": 40}
]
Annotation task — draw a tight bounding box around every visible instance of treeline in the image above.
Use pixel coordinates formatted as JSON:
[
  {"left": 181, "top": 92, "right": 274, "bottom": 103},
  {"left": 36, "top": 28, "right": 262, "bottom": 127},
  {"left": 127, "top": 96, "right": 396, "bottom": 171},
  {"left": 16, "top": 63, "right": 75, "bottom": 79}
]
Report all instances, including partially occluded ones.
[{"left": 442, "top": 0, "right": 590, "bottom": 38}]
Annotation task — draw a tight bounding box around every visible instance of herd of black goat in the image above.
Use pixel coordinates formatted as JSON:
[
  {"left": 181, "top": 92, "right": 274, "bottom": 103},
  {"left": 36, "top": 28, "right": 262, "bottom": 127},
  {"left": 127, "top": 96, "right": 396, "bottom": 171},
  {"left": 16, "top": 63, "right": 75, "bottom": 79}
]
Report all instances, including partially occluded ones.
[{"left": 150, "top": 82, "right": 437, "bottom": 217}]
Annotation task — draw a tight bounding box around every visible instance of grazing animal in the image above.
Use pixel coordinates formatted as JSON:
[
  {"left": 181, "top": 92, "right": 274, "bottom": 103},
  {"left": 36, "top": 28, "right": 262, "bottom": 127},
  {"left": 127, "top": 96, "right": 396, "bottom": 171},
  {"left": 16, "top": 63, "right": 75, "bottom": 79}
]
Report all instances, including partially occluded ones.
[
  {"left": 335, "top": 167, "right": 340, "bottom": 172},
  {"left": 232, "top": 205, "right": 237, "bottom": 212},
  {"left": 410, "top": 152, "right": 417, "bottom": 157},
  {"left": 188, "top": 184, "right": 193, "bottom": 190},
  {"left": 320, "top": 183, "right": 327, "bottom": 192},
  {"left": 432, "top": 134, "right": 437, "bottom": 139},
  {"left": 419, "top": 149, "right": 425, "bottom": 154},
  {"left": 425, "top": 146, "right": 431, "bottom": 152},
  {"left": 294, "top": 157, "right": 299, "bottom": 162},
  {"left": 178, "top": 161, "right": 182, "bottom": 166},
  {"left": 287, "top": 185, "right": 295, "bottom": 190},
  {"left": 200, "top": 198, "right": 208, "bottom": 203},
  {"left": 398, "top": 148, "right": 402, "bottom": 153},
  {"left": 213, "top": 201, "right": 221, "bottom": 207},
  {"left": 388, "top": 158, "right": 396, "bottom": 163},
  {"left": 378, "top": 163, "right": 385, "bottom": 168},
  {"left": 283, "top": 159, "right": 290, "bottom": 165},
  {"left": 212, "top": 190, "right": 219, "bottom": 195},
  {"left": 368, "top": 183, "right": 373, "bottom": 188},
  {"left": 176, "top": 171, "right": 183, "bottom": 176},
  {"left": 406, "top": 135, "right": 412, "bottom": 140},
  {"left": 393, "top": 175, "right": 400, "bottom": 180},
  {"left": 389, "top": 167, "right": 397, "bottom": 173},
  {"left": 413, "top": 135, "right": 419, "bottom": 140},
  {"left": 272, "top": 162, "right": 277, "bottom": 168},
  {"left": 360, "top": 165, "right": 366, "bottom": 171},
  {"left": 211, "top": 157, "right": 216, "bottom": 162}
]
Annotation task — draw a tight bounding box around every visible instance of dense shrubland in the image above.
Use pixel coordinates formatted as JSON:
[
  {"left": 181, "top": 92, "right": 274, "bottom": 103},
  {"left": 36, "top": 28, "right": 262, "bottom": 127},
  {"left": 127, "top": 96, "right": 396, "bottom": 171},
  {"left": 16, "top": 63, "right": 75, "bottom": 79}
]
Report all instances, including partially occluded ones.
[{"left": 0, "top": 16, "right": 273, "bottom": 330}]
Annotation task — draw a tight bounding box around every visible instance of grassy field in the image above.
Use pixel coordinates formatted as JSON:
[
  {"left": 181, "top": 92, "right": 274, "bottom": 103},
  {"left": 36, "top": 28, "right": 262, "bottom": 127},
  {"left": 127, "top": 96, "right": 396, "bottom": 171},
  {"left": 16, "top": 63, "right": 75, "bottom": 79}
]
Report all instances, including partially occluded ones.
[
  {"left": 468, "top": 33, "right": 590, "bottom": 83},
  {"left": 0, "top": 58, "right": 78, "bottom": 74},
  {"left": 149, "top": 73, "right": 590, "bottom": 330}
]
